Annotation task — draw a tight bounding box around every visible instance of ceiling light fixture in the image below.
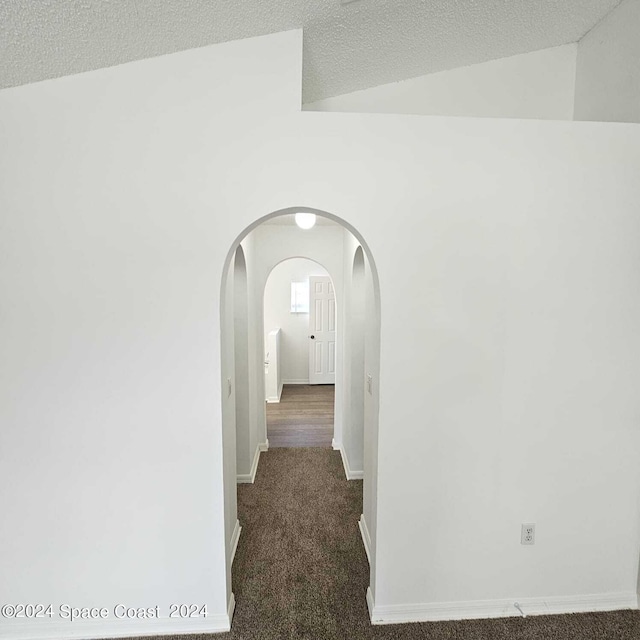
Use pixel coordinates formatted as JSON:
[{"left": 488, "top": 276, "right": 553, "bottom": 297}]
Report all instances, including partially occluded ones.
[{"left": 295, "top": 213, "right": 316, "bottom": 230}]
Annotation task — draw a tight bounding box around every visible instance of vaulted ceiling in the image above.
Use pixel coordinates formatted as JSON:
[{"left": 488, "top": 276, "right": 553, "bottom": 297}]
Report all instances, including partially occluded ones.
[{"left": 0, "top": 0, "right": 621, "bottom": 102}]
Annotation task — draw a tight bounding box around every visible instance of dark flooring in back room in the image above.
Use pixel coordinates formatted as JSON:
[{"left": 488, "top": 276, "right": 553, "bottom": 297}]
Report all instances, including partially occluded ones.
[{"left": 124, "top": 384, "right": 640, "bottom": 640}]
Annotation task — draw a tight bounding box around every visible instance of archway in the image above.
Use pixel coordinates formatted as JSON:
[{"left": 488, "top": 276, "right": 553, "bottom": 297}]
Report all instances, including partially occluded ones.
[
  {"left": 219, "top": 207, "right": 381, "bottom": 624},
  {"left": 263, "top": 257, "right": 336, "bottom": 446}
]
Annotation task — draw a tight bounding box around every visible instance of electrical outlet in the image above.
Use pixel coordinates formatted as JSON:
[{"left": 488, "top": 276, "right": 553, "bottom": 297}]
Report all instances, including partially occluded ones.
[{"left": 521, "top": 523, "right": 535, "bottom": 545}]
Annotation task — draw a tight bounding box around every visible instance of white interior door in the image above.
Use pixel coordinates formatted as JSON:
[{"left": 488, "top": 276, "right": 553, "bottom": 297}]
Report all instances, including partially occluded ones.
[{"left": 308, "top": 276, "right": 336, "bottom": 385}]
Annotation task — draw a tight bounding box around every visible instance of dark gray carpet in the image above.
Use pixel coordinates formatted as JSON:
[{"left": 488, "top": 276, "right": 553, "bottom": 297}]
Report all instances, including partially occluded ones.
[{"left": 122, "top": 448, "right": 640, "bottom": 639}]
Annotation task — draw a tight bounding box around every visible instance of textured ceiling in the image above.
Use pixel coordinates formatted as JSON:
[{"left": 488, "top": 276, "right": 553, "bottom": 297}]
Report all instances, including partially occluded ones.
[{"left": 0, "top": 0, "right": 621, "bottom": 102}]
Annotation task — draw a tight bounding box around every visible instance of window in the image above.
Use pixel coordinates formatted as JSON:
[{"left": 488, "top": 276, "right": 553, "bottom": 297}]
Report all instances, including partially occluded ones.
[{"left": 290, "top": 281, "right": 309, "bottom": 313}]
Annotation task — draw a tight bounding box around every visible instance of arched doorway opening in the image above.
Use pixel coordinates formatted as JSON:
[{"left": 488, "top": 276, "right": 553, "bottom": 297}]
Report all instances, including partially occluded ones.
[
  {"left": 263, "top": 257, "right": 337, "bottom": 447},
  {"left": 219, "top": 207, "right": 381, "bottom": 625}
]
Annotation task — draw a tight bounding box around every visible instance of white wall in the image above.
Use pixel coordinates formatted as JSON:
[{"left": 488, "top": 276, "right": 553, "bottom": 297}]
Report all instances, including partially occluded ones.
[
  {"left": 231, "top": 247, "right": 253, "bottom": 478},
  {"left": 264, "top": 328, "right": 281, "bottom": 402},
  {"left": 240, "top": 230, "right": 268, "bottom": 479},
  {"left": 0, "top": 30, "right": 302, "bottom": 638},
  {"left": 263, "top": 257, "right": 330, "bottom": 385},
  {"left": 362, "top": 244, "right": 380, "bottom": 593},
  {"left": 1, "top": 27, "right": 640, "bottom": 639},
  {"left": 340, "top": 232, "right": 366, "bottom": 480},
  {"left": 333, "top": 225, "right": 381, "bottom": 580},
  {"left": 221, "top": 256, "right": 239, "bottom": 604},
  {"left": 218, "top": 112, "right": 640, "bottom": 620},
  {"left": 304, "top": 45, "right": 577, "bottom": 121},
  {"left": 574, "top": 0, "right": 640, "bottom": 123}
]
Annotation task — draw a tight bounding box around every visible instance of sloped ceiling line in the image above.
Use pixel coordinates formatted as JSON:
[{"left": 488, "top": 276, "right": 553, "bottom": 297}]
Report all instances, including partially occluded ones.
[{"left": 0, "top": 0, "right": 622, "bottom": 101}]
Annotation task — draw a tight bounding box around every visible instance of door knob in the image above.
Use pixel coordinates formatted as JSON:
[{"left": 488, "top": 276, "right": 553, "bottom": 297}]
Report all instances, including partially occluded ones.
[{"left": 310, "top": 335, "right": 315, "bottom": 340}]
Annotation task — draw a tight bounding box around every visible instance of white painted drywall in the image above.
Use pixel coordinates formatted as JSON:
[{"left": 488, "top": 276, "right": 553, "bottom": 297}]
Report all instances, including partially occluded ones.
[
  {"left": 215, "top": 113, "right": 640, "bottom": 619},
  {"left": 304, "top": 45, "right": 577, "bottom": 121},
  {"left": 0, "top": 30, "right": 303, "bottom": 638},
  {"left": 340, "top": 232, "right": 367, "bottom": 479},
  {"left": 233, "top": 246, "right": 253, "bottom": 481},
  {"left": 2, "top": 26, "right": 640, "bottom": 639},
  {"left": 240, "top": 230, "right": 268, "bottom": 482},
  {"left": 263, "top": 258, "right": 330, "bottom": 385},
  {"left": 362, "top": 245, "right": 380, "bottom": 593},
  {"left": 348, "top": 249, "right": 365, "bottom": 473},
  {"left": 265, "top": 328, "right": 282, "bottom": 402},
  {"left": 574, "top": 0, "right": 640, "bottom": 123},
  {"left": 221, "top": 253, "right": 239, "bottom": 605}
]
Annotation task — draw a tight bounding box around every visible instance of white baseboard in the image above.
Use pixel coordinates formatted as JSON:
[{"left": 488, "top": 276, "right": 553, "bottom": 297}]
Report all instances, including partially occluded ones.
[
  {"left": 358, "top": 514, "right": 371, "bottom": 564},
  {"left": 229, "top": 519, "right": 241, "bottom": 565},
  {"left": 236, "top": 445, "right": 261, "bottom": 484},
  {"left": 266, "top": 383, "right": 283, "bottom": 403},
  {"left": 366, "top": 590, "right": 639, "bottom": 625},
  {"left": 366, "top": 587, "right": 375, "bottom": 622},
  {"left": 237, "top": 442, "right": 269, "bottom": 483},
  {"left": 332, "top": 438, "right": 340, "bottom": 451},
  {"left": 338, "top": 445, "right": 363, "bottom": 480},
  {"left": 227, "top": 592, "right": 236, "bottom": 628},
  {"left": 282, "top": 378, "right": 309, "bottom": 385},
  {"left": 3, "top": 607, "right": 233, "bottom": 639}
]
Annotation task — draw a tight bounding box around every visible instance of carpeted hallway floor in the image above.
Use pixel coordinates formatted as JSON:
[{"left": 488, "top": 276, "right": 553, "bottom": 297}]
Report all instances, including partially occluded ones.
[{"left": 229, "top": 448, "right": 368, "bottom": 639}]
